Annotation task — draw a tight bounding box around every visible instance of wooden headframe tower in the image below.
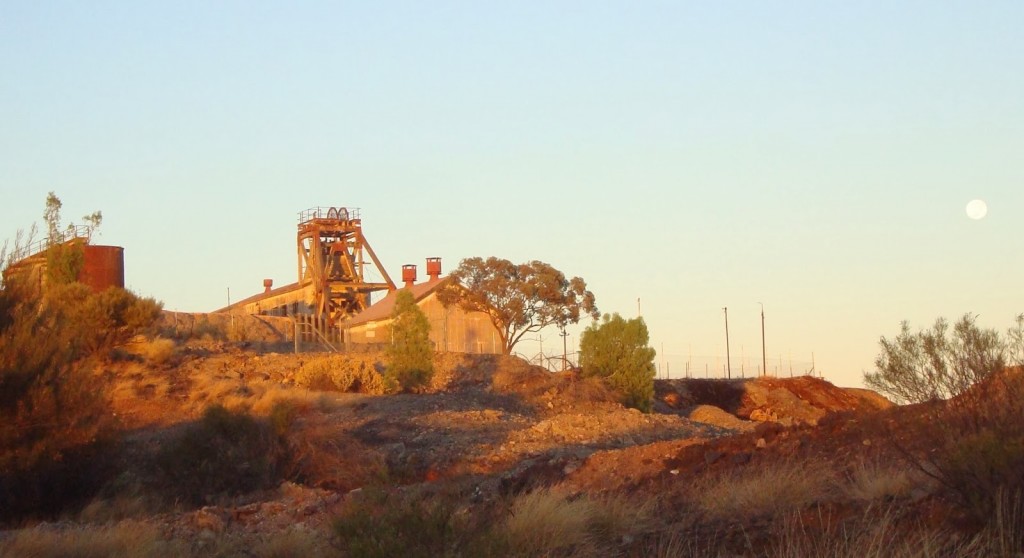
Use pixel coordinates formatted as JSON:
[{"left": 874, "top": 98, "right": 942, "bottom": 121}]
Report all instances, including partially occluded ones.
[{"left": 297, "top": 207, "right": 396, "bottom": 325}]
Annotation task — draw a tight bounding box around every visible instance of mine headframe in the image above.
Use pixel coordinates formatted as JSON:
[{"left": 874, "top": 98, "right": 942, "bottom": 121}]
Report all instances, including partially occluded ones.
[{"left": 297, "top": 207, "right": 396, "bottom": 325}]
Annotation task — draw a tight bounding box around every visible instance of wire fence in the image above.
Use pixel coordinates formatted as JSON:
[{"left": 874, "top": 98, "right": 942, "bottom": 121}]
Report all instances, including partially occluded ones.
[
  {"left": 516, "top": 348, "right": 819, "bottom": 379},
  {"left": 652, "top": 354, "right": 818, "bottom": 380}
]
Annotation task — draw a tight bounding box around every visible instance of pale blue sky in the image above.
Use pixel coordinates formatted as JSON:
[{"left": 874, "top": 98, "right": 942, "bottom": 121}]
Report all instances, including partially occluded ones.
[{"left": 2, "top": 2, "right": 1022, "bottom": 387}]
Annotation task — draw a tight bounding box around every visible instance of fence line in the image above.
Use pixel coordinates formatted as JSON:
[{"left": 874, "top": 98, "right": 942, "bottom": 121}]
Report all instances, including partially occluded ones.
[{"left": 654, "top": 354, "right": 817, "bottom": 380}]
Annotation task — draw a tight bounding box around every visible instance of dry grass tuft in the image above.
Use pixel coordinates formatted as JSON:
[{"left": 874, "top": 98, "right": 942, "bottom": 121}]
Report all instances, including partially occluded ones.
[
  {"left": 690, "top": 458, "right": 836, "bottom": 522},
  {"left": 768, "top": 498, "right": 1024, "bottom": 558},
  {"left": 253, "top": 527, "right": 330, "bottom": 558},
  {"left": 501, "top": 488, "right": 649, "bottom": 556},
  {"left": 138, "top": 337, "right": 177, "bottom": 365},
  {"left": 643, "top": 530, "right": 727, "bottom": 558},
  {"left": 502, "top": 489, "right": 596, "bottom": 554},
  {"left": 975, "top": 489, "right": 1024, "bottom": 557},
  {"left": 78, "top": 495, "right": 153, "bottom": 524},
  {"left": 0, "top": 521, "right": 185, "bottom": 558},
  {"left": 843, "top": 460, "right": 916, "bottom": 502}
]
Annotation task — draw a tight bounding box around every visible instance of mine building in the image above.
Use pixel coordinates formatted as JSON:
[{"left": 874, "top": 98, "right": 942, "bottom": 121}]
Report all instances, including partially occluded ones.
[
  {"left": 343, "top": 258, "right": 502, "bottom": 354},
  {"left": 2, "top": 226, "right": 125, "bottom": 293},
  {"left": 219, "top": 207, "right": 501, "bottom": 354}
]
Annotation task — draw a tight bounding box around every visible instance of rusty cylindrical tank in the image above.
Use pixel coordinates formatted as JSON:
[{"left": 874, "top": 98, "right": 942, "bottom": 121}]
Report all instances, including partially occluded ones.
[{"left": 79, "top": 245, "right": 125, "bottom": 292}]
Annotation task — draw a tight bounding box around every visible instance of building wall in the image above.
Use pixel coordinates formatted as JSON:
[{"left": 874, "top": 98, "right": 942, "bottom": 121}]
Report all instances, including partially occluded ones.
[{"left": 345, "top": 292, "right": 502, "bottom": 354}]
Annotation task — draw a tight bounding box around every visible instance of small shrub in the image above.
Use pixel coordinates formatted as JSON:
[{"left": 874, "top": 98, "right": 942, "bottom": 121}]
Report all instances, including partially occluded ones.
[
  {"left": 156, "top": 405, "right": 286, "bottom": 506},
  {"left": 285, "top": 427, "right": 387, "bottom": 491},
  {"left": 294, "top": 355, "right": 385, "bottom": 394},
  {"left": 385, "top": 290, "right": 434, "bottom": 392},
  {"left": 938, "top": 428, "right": 1024, "bottom": 518},
  {"left": 138, "top": 337, "right": 176, "bottom": 365},
  {"left": 579, "top": 313, "right": 656, "bottom": 412},
  {"left": 865, "top": 314, "right": 1005, "bottom": 405}
]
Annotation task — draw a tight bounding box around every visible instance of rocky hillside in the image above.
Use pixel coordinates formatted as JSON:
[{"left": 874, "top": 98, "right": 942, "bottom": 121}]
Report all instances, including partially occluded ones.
[{"left": 5, "top": 332, "right": 1016, "bottom": 557}]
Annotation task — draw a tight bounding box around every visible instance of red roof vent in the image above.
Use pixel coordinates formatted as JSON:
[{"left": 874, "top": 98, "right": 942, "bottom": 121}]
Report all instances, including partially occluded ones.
[
  {"left": 263, "top": 279, "right": 273, "bottom": 293},
  {"left": 402, "top": 264, "right": 417, "bottom": 288},
  {"left": 426, "top": 257, "right": 441, "bottom": 280}
]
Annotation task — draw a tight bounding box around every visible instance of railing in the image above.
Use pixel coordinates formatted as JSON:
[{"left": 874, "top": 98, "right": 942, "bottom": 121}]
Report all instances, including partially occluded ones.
[
  {"left": 293, "top": 314, "right": 344, "bottom": 352},
  {"left": 298, "top": 207, "right": 360, "bottom": 224},
  {"left": 8, "top": 225, "right": 91, "bottom": 264}
]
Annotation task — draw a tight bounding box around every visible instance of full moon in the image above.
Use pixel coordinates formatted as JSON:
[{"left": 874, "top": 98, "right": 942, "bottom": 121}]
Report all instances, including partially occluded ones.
[{"left": 966, "top": 199, "right": 988, "bottom": 220}]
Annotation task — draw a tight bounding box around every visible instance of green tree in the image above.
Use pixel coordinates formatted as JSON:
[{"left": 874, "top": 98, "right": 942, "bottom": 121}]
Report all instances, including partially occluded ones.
[
  {"left": 437, "top": 257, "right": 598, "bottom": 355},
  {"left": 385, "top": 290, "right": 433, "bottom": 392},
  {"left": 43, "top": 191, "right": 63, "bottom": 243},
  {"left": 864, "top": 314, "right": 1006, "bottom": 405},
  {"left": 579, "top": 313, "right": 656, "bottom": 412},
  {"left": 39, "top": 192, "right": 100, "bottom": 285},
  {"left": 82, "top": 210, "right": 102, "bottom": 239}
]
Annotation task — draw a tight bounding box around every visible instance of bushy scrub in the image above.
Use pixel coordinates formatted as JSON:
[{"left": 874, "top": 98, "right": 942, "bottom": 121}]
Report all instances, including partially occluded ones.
[
  {"left": 579, "top": 313, "right": 657, "bottom": 412},
  {"left": 331, "top": 487, "right": 648, "bottom": 558},
  {"left": 156, "top": 405, "right": 286, "bottom": 506},
  {"left": 294, "top": 355, "right": 385, "bottom": 394},
  {"left": 332, "top": 488, "right": 462, "bottom": 558},
  {"left": 385, "top": 290, "right": 433, "bottom": 392},
  {"left": 0, "top": 278, "right": 162, "bottom": 521},
  {"left": 866, "top": 314, "right": 1024, "bottom": 522}
]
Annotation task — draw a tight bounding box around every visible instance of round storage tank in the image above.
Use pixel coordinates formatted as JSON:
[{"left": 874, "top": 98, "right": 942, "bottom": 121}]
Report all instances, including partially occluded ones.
[{"left": 80, "top": 245, "right": 125, "bottom": 291}]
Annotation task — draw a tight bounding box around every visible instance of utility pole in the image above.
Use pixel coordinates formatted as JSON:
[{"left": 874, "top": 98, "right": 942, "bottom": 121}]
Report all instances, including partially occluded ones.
[
  {"left": 759, "top": 302, "right": 766, "bottom": 377},
  {"left": 560, "top": 328, "right": 569, "bottom": 371},
  {"left": 228, "top": 287, "right": 234, "bottom": 331},
  {"left": 637, "top": 297, "right": 641, "bottom": 317},
  {"left": 723, "top": 306, "right": 732, "bottom": 379}
]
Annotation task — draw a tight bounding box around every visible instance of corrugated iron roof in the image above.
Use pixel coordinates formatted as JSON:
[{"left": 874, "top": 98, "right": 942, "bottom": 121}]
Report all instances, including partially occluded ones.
[
  {"left": 216, "top": 281, "right": 305, "bottom": 313},
  {"left": 342, "top": 276, "right": 451, "bottom": 327}
]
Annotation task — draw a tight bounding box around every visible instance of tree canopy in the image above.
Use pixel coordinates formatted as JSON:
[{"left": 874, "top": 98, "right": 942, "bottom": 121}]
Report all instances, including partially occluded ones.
[{"left": 437, "top": 257, "right": 598, "bottom": 355}]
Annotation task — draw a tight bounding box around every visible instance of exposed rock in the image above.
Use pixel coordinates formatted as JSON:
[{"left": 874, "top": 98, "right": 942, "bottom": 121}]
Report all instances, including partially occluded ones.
[{"left": 688, "top": 404, "right": 756, "bottom": 431}]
